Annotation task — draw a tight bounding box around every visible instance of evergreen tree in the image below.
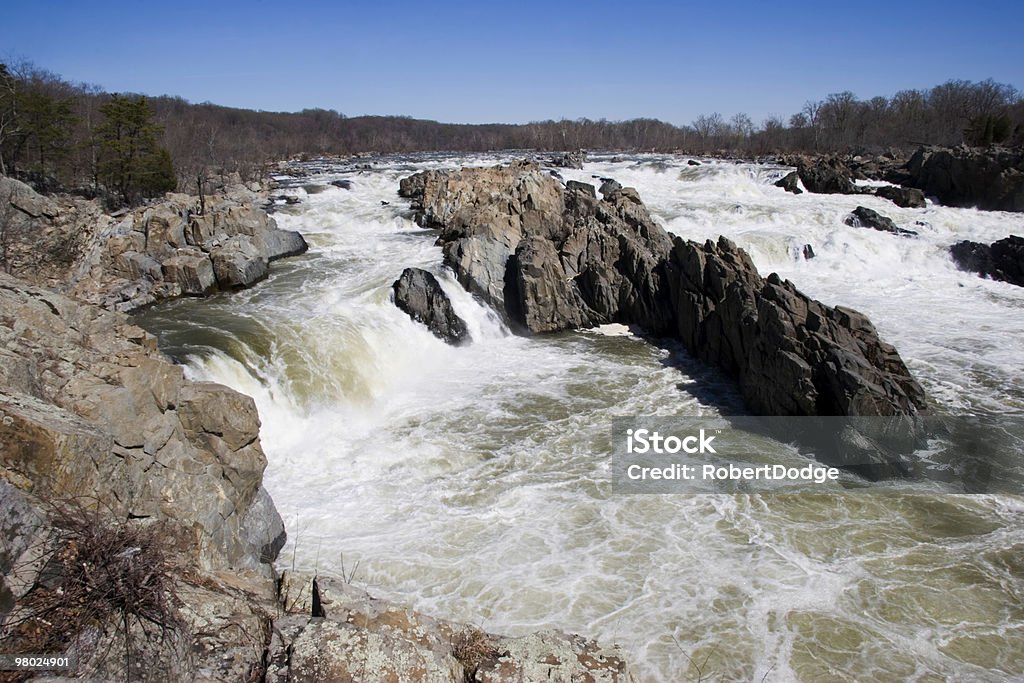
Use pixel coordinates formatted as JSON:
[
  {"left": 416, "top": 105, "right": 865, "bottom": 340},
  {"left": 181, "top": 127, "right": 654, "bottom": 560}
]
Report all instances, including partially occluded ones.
[
  {"left": 94, "top": 95, "right": 176, "bottom": 204},
  {"left": 19, "top": 88, "right": 77, "bottom": 179}
]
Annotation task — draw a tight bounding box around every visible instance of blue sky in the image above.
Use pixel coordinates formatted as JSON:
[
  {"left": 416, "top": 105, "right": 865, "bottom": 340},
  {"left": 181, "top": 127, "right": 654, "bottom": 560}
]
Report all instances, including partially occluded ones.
[{"left": 3, "top": 1, "right": 1022, "bottom": 126}]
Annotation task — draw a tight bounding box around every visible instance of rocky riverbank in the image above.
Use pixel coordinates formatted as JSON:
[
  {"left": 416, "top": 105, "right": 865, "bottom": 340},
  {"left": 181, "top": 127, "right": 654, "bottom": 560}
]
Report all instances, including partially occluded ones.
[
  {"left": 1, "top": 173, "right": 307, "bottom": 313},
  {"left": 0, "top": 177, "right": 631, "bottom": 681}
]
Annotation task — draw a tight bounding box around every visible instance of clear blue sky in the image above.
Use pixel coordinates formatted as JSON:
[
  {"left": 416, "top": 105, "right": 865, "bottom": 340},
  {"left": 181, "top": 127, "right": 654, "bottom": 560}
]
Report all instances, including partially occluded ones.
[{"left": 3, "top": 0, "right": 1022, "bottom": 126}]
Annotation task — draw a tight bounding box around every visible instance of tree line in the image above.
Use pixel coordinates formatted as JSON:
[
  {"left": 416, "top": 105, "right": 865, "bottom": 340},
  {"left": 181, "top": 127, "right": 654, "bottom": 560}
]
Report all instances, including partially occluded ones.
[{"left": 1, "top": 59, "right": 1022, "bottom": 205}]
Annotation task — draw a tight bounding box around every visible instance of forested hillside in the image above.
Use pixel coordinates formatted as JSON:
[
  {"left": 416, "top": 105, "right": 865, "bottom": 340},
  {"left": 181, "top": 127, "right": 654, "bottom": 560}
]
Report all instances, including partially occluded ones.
[{"left": 2, "top": 59, "right": 1021, "bottom": 202}]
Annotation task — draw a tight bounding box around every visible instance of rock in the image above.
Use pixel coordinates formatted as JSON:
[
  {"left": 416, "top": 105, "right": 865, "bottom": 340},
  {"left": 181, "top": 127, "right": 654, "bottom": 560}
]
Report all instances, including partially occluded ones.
[
  {"left": 666, "top": 237, "right": 927, "bottom": 420},
  {"left": 0, "top": 177, "right": 306, "bottom": 311},
  {"left": 775, "top": 171, "right": 803, "bottom": 194},
  {"left": 508, "top": 237, "right": 585, "bottom": 333},
  {"left": 261, "top": 228, "right": 309, "bottom": 261},
  {"left": 442, "top": 236, "right": 516, "bottom": 313},
  {"left": 115, "top": 251, "right": 163, "bottom": 281},
  {"left": 0, "top": 273, "right": 282, "bottom": 569},
  {"left": 476, "top": 630, "right": 630, "bottom": 683},
  {"left": 565, "top": 180, "right": 596, "bottom": 197},
  {"left": 162, "top": 248, "right": 217, "bottom": 295},
  {"left": 548, "top": 150, "right": 586, "bottom": 169},
  {"left": 210, "top": 235, "right": 270, "bottom": 288},
  {"left": 598, "top": 178, "right": 623, "bottom": 198},
  {"left": 392, "top": 267, "right": 470, "bottom": 345},
  {"left": 687, "top": 159, "right": 701, "bottom": 166},
  {"left": 844, "top": 206, "right": 917, "bottom": 237},
  {"left": 330, "top": 179, "right": 353, "bottom": 190},
  {"left": 950, "top": 235, "right": 1024, "bottom": 287},
  {"left": 271, "top": 572, "right": 633, "bottom": 683},
  {"left": 898, "top": 146, "right": 1024, "bottom": 212},
  {"left": 803, "top": 244, "right": 816, "bottom": 259},
  {"left": 875, "top": 185, "right": 926, "bottom": 208},
  {"left": 2, "top": 176, "right": 59, "bottom": 218},
  {"left": 797, "top": 160, "right": 859, "bottom": 194}
]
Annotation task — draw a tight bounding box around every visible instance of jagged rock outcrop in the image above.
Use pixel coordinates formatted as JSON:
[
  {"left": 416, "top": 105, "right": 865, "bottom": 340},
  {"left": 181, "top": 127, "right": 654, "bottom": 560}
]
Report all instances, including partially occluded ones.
[
  {"left": 0, "top": 176, "right": 308, "bottom": 311},
  {"left": 950, "top": 235, "right": 1024, "bottom": 287},
  {"left": 896, "top": 145, "right": 1024, "bottom": 212},
  {"left": 392, "top": 267, "right": 470, "bottom": 344},
  {"left": 400, "top": 162, "right": 673, "bottom": 335},
  {"left": 844, "top": 206, "right": 918, "bottom": 237},
  {"left": 666, "top": 237, "right": 927, "bottom": 417},
  {"left": 398, "top": 162, "right": 927, "bottom": 421}
]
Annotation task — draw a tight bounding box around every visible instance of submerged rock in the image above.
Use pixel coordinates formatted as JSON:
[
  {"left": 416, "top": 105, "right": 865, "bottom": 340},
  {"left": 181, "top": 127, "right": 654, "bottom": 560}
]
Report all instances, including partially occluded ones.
[
  {"left": 950, "top": 235, "right": 1024, "bottom": 287},
  {"left": 844, "top": 206, "right": 917, "bottom": 236},
  {"left": 392, "top": 267, "right": 470, "bottom": 344},
  {"left": 398, "top": 162, "right": 927, "bottom": 422}
]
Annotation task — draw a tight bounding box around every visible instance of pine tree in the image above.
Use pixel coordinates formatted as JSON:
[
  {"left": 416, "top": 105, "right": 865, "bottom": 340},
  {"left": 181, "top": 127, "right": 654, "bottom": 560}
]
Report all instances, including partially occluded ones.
[
  {"left": 19, "top": 88, "right": 77, "bottom": 180},
  {"left": 94, "top": 95, "right": 176, "bottom": 204}
]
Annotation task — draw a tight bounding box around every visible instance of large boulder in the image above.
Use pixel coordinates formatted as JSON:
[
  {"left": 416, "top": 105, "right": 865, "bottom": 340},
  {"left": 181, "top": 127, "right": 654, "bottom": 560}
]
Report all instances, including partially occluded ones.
[
  {"left": 392, "top": 267, "right": 470, "bottom": 345},
  {"left": 262, "top": 228, "right": 309, "bottom": 261},
  {"left": 950, "top": 235, "right": 1024, "bottom": 287},
  {"left": 162, "top": 247, "right": 216, "bottom": 295},
  {"left": 797, "top": 159, "right": 860, "bottom": 194},
  {"left": 875, "top": 185, "right": 926, "bottom": 208},
  {"left": 844, "top": 206, "right": 917, "bottom": 237},
  {"left": 210, "top": 235, "right": 270, "bottom": 288}
]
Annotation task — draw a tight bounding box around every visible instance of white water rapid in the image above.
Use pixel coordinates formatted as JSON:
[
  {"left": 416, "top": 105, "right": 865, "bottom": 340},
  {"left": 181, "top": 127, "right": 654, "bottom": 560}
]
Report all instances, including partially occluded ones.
[{"left": 136, "top": 154, "right": 1024, "bottom": 682}]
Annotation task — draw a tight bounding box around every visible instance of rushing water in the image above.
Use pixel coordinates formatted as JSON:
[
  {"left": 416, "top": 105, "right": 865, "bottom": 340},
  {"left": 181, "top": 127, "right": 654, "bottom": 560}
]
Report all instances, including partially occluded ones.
[{"left": 135, "top": 154, "right": 1024, "bottom": 682}]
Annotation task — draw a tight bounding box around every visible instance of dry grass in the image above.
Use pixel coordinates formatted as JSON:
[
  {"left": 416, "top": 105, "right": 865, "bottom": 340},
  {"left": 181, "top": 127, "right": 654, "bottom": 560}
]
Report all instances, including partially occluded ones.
[
  {"left": 0, "top": 500, "right": 184, "bottom": 681},
  {"left": 451, "top": 627, "right": 501, "bottom": 681}
]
